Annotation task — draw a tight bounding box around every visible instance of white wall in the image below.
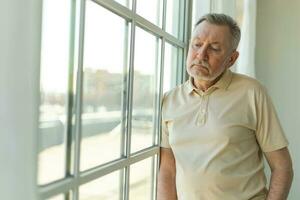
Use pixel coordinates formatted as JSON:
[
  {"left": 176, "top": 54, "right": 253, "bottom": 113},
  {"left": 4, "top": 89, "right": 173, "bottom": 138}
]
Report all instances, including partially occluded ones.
[
  {"left": 236, "top": 0, "right": 256, "bottom": 77},
  {"left": 0, "top": 0, "right": 42, "bottom": 199},
  {"left": 255, "top": 0, "right": 300, "bottom": 199},
  {"left": 211, "top": 0, "right": 236, "bottom": 17},
  {"left": 192, "top": 0, "right": 236, "bottom": 27}
]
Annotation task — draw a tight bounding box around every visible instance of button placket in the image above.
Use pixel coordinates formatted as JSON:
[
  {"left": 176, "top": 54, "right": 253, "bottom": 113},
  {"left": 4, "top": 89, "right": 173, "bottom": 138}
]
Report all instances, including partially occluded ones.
[{"left": 197, "top": 95, "right": 208, "bottom": 126}]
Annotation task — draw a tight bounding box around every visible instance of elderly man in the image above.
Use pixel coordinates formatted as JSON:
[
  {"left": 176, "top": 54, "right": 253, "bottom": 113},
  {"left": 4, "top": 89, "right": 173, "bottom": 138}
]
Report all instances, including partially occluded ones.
[{"left": 158, "top": 13, "right": 293, "bottom": 200}]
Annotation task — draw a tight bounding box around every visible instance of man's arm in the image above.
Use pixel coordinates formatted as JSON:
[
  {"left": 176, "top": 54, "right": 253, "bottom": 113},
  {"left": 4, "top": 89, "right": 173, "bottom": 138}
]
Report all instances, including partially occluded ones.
[
  {"left": 157, "top": 147, "right": 177, "bottom": 200},
  {"left": 264, "top": 147, "right": 293, "bottom": 200}
]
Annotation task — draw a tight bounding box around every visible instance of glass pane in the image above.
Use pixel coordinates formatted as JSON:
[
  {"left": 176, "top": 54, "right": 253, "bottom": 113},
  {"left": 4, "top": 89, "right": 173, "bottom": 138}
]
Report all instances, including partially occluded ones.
[
  {"left": 114, "top": 0, "right": 131, "bottom": 8},
  {"left": 129, "top": 157, "right": 154, "bottom": 200},
  {"left": 46, "top": 191, "right": 73, "bottom": 200},
  {"left": 38, "top": 0, "right": 71, "bottom": 185},
  {"left": 163, "top": 43, "right": 181, "bottom": 93},
  {"left": 46, "top": 194, "right": 64, "bottom": 200},
  {"left": 236, "top": 0, "right": 245, "bottom": 27},
  {"left": 191, "top": 0, "right": 196, "bottom": 31},
  {"left": 131, "top": 27, "right": 160, "bottom": 153},
  {"left": 80, "top": 0, "right": 128, "bottom": 171},
  {"left": 166, "top": 0, "right": 184, "bottom": 39},
  {"left": 235, "top": 0, "right": 245, "bottom": 73},
  {"left": 79, "top": 171, "right": 121, "bottom": 200},
  {"left": 136, "top": 0, "right": 162, "bottom": 27}
]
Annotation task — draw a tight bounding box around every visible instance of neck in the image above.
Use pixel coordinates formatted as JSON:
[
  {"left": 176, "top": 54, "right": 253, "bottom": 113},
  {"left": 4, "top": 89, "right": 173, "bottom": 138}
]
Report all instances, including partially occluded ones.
[{"left": 193, "top": 72, "right": 225, "bottom": 92}]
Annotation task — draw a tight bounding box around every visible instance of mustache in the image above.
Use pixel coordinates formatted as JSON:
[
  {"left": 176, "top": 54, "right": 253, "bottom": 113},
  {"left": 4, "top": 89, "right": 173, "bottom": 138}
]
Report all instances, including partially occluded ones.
[{"left": 191, "top": 60, "right": 210, "bottom": 68}]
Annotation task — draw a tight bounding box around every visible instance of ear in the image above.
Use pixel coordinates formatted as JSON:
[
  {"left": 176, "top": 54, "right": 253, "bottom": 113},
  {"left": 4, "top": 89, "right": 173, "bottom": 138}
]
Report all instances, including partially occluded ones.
[{"left": 227, "top": 50, "right": 239, "bottom": 68}]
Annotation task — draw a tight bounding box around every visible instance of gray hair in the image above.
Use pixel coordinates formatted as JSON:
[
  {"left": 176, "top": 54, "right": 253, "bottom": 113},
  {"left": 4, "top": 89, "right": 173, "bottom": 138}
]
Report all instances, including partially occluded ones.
[{"left": 195, "top": 13, "right": 241, "bottom": 50}]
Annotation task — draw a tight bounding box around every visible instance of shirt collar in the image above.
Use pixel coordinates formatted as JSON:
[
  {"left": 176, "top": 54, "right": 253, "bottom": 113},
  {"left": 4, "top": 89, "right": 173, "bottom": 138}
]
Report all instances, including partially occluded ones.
[{"left": 185, "top": 69, "right": 233, "bottom": 95}]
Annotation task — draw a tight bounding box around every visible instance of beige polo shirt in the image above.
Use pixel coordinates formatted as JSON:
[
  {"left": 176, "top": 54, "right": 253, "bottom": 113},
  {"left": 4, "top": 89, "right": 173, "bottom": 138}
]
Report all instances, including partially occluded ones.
[{"left": 161, "top": 70, "right": 289, "bottom": 200}]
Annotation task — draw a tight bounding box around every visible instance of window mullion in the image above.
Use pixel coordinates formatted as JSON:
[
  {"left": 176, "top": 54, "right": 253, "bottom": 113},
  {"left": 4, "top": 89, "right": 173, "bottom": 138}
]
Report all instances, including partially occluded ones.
[
  {"left": 152, "top": 38, "right": 165, "bottom": 200},
  {"left": 64, "top": 0, "right": 77, "bottom": 199},
  {"left": 65, "top": 0, "right": 77, "bottom": 181},
  {"left": 182, "top": 0, "right": 193, "bottom": 82},
  {"left": 119, "top": 19, "right": 130, "bottom": 200},
  {"left": 72, "top": 0, "right": 87, "bottom": 199},
  {"left": 151, "top": 0, "right": 167, "bottom": 199},
  {"left": 122, "top": 0, "right": 137, "bottom": 199}
]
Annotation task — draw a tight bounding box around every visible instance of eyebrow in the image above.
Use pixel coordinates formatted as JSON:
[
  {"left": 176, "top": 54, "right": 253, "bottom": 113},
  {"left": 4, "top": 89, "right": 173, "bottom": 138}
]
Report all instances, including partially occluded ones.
[
  {"left": 192, "top": 39, "right": 221, "bottom": 45},
  {"left": 210, "top": 42, "right": 221, "bottom": 45}
]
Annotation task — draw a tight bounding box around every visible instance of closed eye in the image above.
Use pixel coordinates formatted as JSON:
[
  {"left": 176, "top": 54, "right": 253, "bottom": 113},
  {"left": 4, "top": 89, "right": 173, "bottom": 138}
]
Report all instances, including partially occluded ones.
[
  {"left": 209, "top": 46, "right": 220, "bottom": 51},
  {"left": 193, "top": 43, "right": 201, "bottom": 48}
]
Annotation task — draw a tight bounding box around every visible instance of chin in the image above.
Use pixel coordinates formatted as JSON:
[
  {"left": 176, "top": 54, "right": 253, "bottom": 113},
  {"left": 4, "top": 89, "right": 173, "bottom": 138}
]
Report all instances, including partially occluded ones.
[
  {"left": 194, "top": 75, "right": 214, "bottom": 81},
  {"left": 188, "top": 70, "right": 212, "bottom": 81}
]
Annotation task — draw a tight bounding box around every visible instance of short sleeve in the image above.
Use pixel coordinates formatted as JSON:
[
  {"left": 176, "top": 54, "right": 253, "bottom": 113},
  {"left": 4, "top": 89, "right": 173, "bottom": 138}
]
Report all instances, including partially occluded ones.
[
  {"left": 255, "top": 87, "right": 289, "bottom": 152},
  {"left": 160, "top": 93, "right": 171, "bottom": 148}
]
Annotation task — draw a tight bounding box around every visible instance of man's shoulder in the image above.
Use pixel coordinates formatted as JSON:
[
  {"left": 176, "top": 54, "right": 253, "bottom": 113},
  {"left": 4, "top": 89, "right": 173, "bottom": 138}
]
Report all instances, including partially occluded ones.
[
  {"left": 162, "top": 82, "right": 189, "bottom": 119},
  {"left": 230, "top": 71, "right": 266, "bottom": 93},
  {"left": 163, "top": 81, "right": 189, "bottom": 101}
]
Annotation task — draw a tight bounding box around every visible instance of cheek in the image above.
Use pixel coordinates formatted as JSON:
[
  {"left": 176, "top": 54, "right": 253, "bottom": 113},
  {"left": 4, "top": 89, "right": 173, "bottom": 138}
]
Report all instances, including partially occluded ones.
[
  {"left": 209, "top": 57, "right": 226, "bottom": 68},
  {"left": 186, "top": 52, "right": 194, "bottom": 66}
]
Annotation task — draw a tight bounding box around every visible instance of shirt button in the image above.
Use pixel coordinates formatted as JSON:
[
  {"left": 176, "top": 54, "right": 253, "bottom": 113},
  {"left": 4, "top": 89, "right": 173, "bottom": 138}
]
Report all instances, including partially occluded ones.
[
  {"left": 197, "top": 119, "right": 205, "bottom": 125},
  {"left": 198, "top": 115, "right": 204, "bottom": 121}
]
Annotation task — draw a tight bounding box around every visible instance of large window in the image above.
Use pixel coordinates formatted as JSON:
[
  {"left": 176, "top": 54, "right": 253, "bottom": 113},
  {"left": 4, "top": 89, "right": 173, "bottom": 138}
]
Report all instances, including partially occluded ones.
[{"left": 38, "top": 0, "right": 191, "bottom": 199}]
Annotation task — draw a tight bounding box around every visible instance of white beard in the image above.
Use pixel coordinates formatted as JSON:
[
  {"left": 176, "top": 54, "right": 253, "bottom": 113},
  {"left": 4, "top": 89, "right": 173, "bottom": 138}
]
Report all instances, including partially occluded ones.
[{"left": 187, "top": 64, "right": 226, "bottom": 82}]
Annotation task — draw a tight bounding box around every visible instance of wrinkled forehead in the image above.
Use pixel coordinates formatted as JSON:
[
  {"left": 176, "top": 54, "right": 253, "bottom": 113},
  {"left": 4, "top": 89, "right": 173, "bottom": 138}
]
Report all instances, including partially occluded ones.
[{"left": 191, "top": 21, "right": 232, "bottom": 45}]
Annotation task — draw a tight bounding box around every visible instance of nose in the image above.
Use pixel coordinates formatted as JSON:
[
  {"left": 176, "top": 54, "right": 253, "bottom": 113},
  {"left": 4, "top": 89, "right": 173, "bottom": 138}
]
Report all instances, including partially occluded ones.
[{"left": 195, "top": 46, "right": 208, "bottom": 61}]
